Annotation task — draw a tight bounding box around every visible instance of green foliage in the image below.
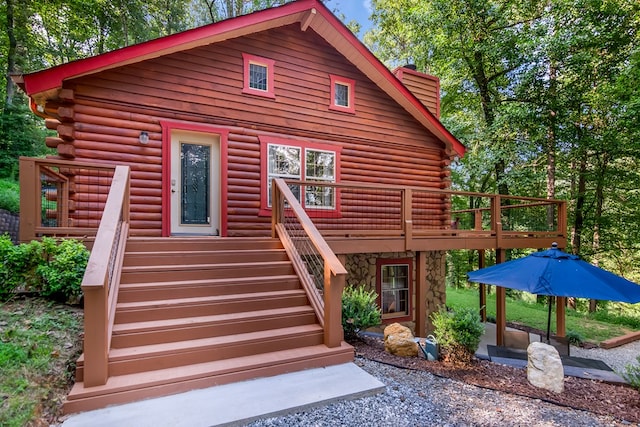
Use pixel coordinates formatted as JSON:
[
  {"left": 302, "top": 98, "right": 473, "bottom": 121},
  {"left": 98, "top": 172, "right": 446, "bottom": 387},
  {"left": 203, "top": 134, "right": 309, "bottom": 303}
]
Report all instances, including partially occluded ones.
[
  {"left": 565, "top": 330, "right": 584, "bottom": 346},
  {"left": 0, "top": 178, "right": 20, "bottom": 213},
  {"left": 38, "top": 238, "right": 89, "bottom": 303},
  {"left": 0, "top": 298, "right": 83, "bottom": 426},
  {"left": 341, "top": 286, "right": 381, "bottom": 340},
  {"left": 622, "top": 355, "right": 640, "bottom": 391},
  {"left": 0, "top": 235, "right": 88, "bottom": 303},
  {"left": 447, "top": 286, "right": 638, "bottom": 343},
  {"left": 431, "top": 306, "right": 485, "bottom": 364}
]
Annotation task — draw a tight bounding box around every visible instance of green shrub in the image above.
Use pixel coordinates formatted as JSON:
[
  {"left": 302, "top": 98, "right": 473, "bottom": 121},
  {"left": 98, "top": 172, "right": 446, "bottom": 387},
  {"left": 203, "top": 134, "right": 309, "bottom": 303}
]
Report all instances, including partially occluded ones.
[
  {"left": 622, "top": 355, "right": 640, "bottom": 390},
  {"left": 0, "top": 179, "right": 19, "bottom": 213},
  {"left": 0, "top": 235, "right": 18, "bottom": 299},
  {"left": 566, "top": 330, "right": 585, "bottom": 346},
  {"left": 431, "top": 306, "right": 485, "bottom": 364},
  {"left": 37, "top": 238, "right": 89, "bottom": 303},
  {"left": 0, "top": 235, "right": 88, "bottom": 303},
  {"left": 342, "top": 286, "right": 381, "bottom": 340}
]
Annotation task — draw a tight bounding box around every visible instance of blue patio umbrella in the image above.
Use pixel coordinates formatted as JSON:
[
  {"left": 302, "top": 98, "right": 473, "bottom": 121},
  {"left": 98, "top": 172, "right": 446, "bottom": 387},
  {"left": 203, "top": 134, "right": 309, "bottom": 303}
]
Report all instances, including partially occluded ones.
[{"left": 467, "top": 243, "right": 640, "bottom": 340}]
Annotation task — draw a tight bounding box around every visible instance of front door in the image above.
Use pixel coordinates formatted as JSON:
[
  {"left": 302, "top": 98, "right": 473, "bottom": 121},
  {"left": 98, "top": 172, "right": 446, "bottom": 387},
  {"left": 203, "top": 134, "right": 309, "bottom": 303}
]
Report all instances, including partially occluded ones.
[{"left": 170, "top": 130, "right": 220, "bottom": 236}]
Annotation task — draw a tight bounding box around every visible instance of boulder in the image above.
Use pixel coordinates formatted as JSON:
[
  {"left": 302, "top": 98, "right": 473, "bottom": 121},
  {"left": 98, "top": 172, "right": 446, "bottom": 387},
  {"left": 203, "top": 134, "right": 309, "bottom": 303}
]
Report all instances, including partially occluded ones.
[
  {"left": 384, "top": 323, "right": 418, "bottom": 357},
  {"left": 527, "top": 341, "right": 564, "bottom": 393}
]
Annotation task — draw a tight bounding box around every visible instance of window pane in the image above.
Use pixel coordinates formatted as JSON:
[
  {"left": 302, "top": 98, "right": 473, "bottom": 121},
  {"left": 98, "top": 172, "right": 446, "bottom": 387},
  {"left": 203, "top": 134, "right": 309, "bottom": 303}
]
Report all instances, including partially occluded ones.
[
  {"left": 249, "top": 63, "right": 268, "bottom": 91},
  {"left": 181, "top": 143, "right": 210, "bottom": 225},
  {"left": 381, "top": 264, "right": 409, "bottom": 316},
  {"left": 306, "top": 150, "right": 335, "bottom": 180},
  {"left": 269, "top": 145, "right": 301, "bottom": 177},
  {"left": 334, "top": 83, "right": 349, "bottom": 107},
  {"left": 305, "top": 185, "right": 334, "bottom": 208}
]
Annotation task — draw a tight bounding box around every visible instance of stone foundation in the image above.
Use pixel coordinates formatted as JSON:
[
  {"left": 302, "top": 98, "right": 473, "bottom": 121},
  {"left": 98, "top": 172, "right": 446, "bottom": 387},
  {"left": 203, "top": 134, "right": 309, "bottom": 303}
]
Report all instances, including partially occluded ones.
[
  {"left": 0, "top": 209, "right": 19, "bottom": 244},
  {"left": 344, "top": 250, "right": 446, "bottom": 335}
]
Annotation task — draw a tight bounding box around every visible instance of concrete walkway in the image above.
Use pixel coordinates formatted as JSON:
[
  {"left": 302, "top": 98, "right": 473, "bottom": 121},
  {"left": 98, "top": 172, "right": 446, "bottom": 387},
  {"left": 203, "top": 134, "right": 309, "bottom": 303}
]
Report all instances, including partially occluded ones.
[{"left": 62, "top": 363, "right": 385, "bottom": 427}]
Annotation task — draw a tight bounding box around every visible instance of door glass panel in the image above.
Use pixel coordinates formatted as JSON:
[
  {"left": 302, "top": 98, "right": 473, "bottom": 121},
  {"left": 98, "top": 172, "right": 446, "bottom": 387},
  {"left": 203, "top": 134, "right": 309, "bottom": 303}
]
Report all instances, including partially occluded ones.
[{"left": 181, "top": 143, "right": 210, "bottom": 225}]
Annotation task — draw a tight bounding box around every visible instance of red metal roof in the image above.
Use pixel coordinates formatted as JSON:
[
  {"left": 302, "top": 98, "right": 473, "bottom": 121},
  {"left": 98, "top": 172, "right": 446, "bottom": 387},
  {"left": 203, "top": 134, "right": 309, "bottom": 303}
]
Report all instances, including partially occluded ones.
[{"left": 18, "top": 0, "right": 465, "bottom": 156}]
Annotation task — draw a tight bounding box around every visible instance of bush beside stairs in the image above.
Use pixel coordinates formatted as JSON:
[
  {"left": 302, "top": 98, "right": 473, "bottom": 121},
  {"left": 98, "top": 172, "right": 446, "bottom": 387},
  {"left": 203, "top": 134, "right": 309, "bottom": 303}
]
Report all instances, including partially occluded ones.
[{"left": 64, "top": 237, "right": 354, "bottom": 414}]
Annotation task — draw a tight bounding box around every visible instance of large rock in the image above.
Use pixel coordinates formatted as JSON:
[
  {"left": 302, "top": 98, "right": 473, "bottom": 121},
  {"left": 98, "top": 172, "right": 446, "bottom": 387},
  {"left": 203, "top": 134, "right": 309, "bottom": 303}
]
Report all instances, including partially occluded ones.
[
  {"left": 384, "top": 323, "right": 418, "bottom": 357},
  {"left": 527, "top": 341, "right": 564, "bottom": 393}
]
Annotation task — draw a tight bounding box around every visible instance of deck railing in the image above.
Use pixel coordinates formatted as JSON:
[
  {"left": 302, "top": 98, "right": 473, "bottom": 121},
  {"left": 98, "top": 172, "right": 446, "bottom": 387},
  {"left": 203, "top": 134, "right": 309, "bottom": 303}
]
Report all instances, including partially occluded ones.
[
  {"left": 79, "top": 165, "right": 130, "bottom": 387},
  {"left": 271, "top": 178, "right": 347, "bottom": 348},
  {"left": 281, "top": 180, "right": 567, "bottom": 249},
  {"left": 19, "top": 157, "right": 117, "bottom": 242}
]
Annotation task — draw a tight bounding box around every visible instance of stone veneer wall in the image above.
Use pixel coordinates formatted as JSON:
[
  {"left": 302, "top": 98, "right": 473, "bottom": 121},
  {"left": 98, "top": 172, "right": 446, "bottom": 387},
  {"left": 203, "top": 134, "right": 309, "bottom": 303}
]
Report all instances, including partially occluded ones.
[
  {"left": 0, "top": 209, "right": 19, "bottom": 244},
  {"left": 344, "top": 250, "right": 447, "bottom": 334}
]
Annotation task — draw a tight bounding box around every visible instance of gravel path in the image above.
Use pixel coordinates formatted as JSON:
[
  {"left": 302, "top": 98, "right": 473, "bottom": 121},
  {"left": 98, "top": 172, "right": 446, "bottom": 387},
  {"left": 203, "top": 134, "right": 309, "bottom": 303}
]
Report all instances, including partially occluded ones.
[
  {"left": 249, "top": 358, "right": 625, "bottom": 426},
  {"left": 571, "top": 340, "right": 640, "bottom": 374},
  {"left": 248, "top": 342, "right": 640, "bottom": 427}
]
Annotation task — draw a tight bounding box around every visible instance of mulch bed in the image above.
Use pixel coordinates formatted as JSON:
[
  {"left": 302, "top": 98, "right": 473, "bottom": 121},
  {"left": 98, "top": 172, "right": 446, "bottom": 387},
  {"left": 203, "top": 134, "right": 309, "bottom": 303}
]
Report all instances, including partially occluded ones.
[{"left": 352, "top": 335, "right": 640, "bottom": 424}]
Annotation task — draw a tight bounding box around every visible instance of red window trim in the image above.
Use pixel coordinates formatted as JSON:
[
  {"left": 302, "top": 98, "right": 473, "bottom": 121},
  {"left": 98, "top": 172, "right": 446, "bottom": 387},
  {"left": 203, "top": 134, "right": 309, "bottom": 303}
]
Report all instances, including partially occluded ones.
[
  {"left": 376, "top": 257, "right": 413, "bottom": 323},
  {"left": 329, "top": 74, "right": 355, "bottom": 114},
  {"left": 258, "top": 135, "right": 342, "bottom": 218},
  {"left": 160, "top": 120, "right": 229, "bottom": 237},
  {"left": 242, "top": 53, "right": 276, "bottom": 99}
]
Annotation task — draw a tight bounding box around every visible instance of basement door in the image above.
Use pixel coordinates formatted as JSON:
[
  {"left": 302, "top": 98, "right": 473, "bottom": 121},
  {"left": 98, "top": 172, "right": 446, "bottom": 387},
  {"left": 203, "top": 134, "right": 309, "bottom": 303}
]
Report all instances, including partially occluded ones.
[{"left": 170, "top": 130, "right": 220, "bottom": 236}]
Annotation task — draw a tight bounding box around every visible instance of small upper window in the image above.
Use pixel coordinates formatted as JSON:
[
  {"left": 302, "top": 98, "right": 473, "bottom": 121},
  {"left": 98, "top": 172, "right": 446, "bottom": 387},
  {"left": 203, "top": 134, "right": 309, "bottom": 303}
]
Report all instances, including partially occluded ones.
[
  {"left": 329, "top": 74, "right": 355, "bottom": 114},
  {"left": 243, "top": 53, "right": 275, "bottom": 98}
]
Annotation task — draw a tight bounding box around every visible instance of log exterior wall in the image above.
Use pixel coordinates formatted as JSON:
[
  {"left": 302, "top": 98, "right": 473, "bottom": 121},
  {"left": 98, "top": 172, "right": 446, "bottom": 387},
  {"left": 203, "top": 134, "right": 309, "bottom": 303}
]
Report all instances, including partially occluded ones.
[{"left": 43, "top": 24, "right": 453, "bottom": 238}]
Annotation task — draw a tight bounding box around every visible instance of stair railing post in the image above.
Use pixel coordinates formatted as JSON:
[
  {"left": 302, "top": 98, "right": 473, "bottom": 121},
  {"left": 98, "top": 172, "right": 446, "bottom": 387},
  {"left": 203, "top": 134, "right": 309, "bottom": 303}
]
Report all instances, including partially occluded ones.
[
  {"left": 83, "top": 284, "right": 109, "bottom": 387},
  {"left": 271, "top": 179, "right": 284, "bottom": 238},
  {"left": 324, "top": 259, "right": 346, "bottom": 348}
]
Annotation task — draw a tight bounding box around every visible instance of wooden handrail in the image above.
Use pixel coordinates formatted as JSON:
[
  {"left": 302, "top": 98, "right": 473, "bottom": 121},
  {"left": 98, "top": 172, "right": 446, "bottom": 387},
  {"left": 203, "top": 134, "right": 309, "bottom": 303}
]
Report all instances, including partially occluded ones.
[
  {"left": 81, "top": 165, "right": 130, "bottom": 387},
  {"left": 272, "top": 178, "right": 346, "bottom": 348},
  {"left": 274, "top": 180, "right": 346, "bottom": 276}
]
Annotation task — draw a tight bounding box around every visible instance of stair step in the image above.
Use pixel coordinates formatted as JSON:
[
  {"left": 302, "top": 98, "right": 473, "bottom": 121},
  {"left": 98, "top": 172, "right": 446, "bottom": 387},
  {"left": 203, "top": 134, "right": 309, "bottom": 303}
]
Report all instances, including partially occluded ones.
[
  {"left": 123, "top": 249, "right": 289, "bottom": 266},
  {"left": 117, "top": 274, "right": 301, "bottom": 302},
  {"left": 107, "top": 325, "right": 324, "bottom": 377},
  {"left": 64, "top": 343, "right": 354, "bottom": 414},
  {"left": 120, "top": 261, "right": 295, "bottom": 283},
  {"left": 111, "top": 306, "right": 318, "bottom": 347},
  {"left": 125, "top": 237, "right": 284, "bottom": 252},
  {"left": 115, "top": 290, "right": 309, "bottom": 323}
]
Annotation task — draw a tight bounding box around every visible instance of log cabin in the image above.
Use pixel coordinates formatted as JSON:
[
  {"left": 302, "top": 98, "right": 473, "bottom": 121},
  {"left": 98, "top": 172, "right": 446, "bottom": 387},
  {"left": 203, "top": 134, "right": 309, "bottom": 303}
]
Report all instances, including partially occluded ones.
[{"left": 13, "top": 0, "right": 567, "bottom": 414}]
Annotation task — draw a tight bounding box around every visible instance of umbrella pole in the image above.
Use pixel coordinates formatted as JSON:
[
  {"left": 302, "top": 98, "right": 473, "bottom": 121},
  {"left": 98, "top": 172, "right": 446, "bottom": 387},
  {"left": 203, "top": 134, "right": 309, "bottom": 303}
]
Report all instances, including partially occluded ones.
[{"left": 546, "top": 296, "right": 553, "bottom": 342}]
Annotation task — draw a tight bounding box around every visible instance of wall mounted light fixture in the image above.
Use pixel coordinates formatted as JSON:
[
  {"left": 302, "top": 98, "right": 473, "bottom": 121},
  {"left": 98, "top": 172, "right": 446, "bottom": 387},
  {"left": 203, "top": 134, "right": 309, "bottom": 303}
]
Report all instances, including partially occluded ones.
[{"left": 139, "top": 131, "right": 150, "bottom": 145}]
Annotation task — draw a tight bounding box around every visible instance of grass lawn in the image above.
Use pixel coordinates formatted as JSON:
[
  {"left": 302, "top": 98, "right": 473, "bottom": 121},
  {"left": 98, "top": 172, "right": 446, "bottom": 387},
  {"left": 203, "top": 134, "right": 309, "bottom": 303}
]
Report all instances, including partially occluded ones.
[
  {"left": 446, "top": 286, "right": 636, "bottom": 343},
  {"left": 0, "top": 298, "right": 83, "bottom": 426}
]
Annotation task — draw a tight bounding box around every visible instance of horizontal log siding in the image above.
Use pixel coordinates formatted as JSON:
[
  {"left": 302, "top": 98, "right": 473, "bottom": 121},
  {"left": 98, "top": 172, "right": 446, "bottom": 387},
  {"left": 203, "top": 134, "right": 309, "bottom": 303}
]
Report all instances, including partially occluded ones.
[{"left": 58, "top": 24, "right": 450, "bottom": 237}]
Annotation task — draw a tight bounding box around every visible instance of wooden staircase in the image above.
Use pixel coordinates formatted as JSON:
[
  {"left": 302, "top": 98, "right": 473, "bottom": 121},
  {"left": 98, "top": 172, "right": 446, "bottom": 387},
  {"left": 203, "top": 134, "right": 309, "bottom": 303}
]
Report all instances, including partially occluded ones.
[{"left": 64, "top": 237, "right": 354, "bottom": 414}]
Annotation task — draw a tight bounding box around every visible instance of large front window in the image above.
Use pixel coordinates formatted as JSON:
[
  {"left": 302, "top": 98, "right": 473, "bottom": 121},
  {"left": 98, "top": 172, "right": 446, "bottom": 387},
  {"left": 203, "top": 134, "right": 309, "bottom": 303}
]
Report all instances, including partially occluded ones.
[{"left": 261, "top": 137, "right": 340, "bottom": 214}]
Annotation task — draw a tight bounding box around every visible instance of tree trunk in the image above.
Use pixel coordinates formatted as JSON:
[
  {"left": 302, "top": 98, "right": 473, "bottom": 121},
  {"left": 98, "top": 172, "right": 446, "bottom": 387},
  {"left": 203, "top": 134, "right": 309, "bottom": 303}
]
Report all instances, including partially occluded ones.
[
  {"left": 589, "top": 154, "right": 608, "bottom": 312},
  {"left": 571, "top": 156, "right": 587, "bottom": 255},
  {"left": 5, "top": 0, "right": 17, "bottom": 107}
]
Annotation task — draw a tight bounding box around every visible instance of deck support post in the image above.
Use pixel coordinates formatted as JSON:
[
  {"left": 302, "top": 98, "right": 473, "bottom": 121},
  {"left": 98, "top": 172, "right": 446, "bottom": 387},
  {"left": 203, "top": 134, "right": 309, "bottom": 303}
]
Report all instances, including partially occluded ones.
[
  {"left": 478, "top": 249, "right": 486, "bottom": 322},
  {"left": 415, "top": 251, "right": 427, "bottom": 338},
  {"left": 19, "top": 158, "right": 37, "bottom": 242},
  {"left": 495, "top": 248, "right": 506, "bottom": 347},
  {"left": 556, "top": 298, "right": 566, "bottom": 337}
]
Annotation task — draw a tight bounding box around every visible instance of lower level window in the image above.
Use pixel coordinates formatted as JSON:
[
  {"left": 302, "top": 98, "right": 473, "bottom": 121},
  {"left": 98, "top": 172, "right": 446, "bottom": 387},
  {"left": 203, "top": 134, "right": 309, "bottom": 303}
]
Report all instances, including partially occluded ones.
[{"left": 377, "top": 258, "right": 412, "bottom": 320}]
